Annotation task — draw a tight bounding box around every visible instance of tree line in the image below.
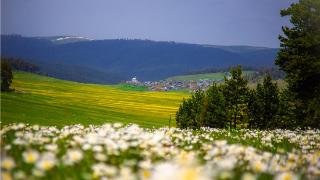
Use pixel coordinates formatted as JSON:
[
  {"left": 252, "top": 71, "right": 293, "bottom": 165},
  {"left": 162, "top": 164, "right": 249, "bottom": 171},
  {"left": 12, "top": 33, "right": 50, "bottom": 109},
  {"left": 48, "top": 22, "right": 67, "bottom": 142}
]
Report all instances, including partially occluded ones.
[
  {"left": 176, "top": 66, "right": 318, "bottom": 129},
  {"left": 185, "top": 66, "right": 286, "bottom": 82},
  {"left": 1, "top": 57, "right": 40, "bottom": 73},
  {"left": 176, "top": 0, "right": 320, "bottom": 130},
  {"left": 1, "top": 57, "right": 40, "bottom": 91}
]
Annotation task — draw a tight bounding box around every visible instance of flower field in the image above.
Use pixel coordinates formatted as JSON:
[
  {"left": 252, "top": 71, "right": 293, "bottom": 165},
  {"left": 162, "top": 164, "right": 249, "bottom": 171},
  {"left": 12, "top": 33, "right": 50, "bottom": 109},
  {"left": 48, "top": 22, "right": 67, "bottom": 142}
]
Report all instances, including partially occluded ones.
[{"left": 1, "top": 123, "right": 319, "bottom": 180}]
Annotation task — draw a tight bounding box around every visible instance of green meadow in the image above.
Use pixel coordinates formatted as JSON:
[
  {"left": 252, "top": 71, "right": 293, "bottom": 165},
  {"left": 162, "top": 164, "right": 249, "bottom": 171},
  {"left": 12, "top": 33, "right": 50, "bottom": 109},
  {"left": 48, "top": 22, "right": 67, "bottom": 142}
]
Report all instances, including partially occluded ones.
[
  {"left": 167, "top": 71, "right": 254, "bottom": 81},
  {"left": 1, "top": 72, "right": 188, "bottom": 127}
]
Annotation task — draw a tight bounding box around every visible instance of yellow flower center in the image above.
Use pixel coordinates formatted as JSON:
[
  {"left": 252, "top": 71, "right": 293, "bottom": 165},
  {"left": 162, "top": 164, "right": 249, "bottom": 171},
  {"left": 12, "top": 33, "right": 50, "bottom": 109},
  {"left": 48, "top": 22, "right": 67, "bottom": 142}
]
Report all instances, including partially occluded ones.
[
  {"left": 283, "top": 173, "right": 293, "bottom": 180},
  {"left": 1, "top": 172, "right": 12, "bottom": 180},
  {"left": 26, "top": 154, "right": 37, "bottom": 163},
  {"left": 142, "top": 170, "right": 151, "bottom": 178},
  {"left": 41, "top": 161, "right": 54, "bottom": 170},
  {"left": 182, "top": 168, "right": 198, "bottom": 180}
]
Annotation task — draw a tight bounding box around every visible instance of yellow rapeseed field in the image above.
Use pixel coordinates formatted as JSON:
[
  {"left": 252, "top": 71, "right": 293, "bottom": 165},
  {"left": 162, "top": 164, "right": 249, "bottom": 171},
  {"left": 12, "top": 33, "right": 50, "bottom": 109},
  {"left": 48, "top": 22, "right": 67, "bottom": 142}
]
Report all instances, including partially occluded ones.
[{"left": 1, "top": 72, "right": 188, "bottom": 127}]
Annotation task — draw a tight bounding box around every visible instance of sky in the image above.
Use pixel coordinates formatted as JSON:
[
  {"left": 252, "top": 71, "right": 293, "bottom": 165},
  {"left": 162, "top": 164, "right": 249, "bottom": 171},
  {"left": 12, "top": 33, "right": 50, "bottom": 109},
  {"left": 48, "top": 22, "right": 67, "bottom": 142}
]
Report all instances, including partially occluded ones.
[{"left": 1, "top": 0, "right": 298, "bottom": 48}]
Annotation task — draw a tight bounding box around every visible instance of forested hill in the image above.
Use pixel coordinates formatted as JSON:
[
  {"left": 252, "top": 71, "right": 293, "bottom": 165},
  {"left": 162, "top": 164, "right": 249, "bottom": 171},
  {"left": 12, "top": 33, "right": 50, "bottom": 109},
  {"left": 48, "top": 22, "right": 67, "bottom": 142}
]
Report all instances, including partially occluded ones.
[{"left": 1, "top": 35, "right": 278, "bottom": 83}]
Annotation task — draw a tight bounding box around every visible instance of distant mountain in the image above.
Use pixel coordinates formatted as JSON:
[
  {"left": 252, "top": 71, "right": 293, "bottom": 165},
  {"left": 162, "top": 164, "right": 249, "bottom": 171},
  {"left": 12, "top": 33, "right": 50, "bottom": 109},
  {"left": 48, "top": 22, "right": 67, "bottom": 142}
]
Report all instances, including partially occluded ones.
[
  {"left": 202, "top": 45, "right": 272, "bottom": 53},
  {"left": 37, "top": 36, "right": 94, "bottom": 44},
  {"left": 1, "top": 35, "right": 278, "bottom": 83}
]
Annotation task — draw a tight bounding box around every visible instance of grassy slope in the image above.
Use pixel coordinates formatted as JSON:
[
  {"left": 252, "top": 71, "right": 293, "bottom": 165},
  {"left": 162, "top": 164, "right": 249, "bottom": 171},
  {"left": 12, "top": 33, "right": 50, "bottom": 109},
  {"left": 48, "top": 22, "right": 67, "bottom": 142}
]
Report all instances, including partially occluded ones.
[
  {"left": 1, "top": 72, "right": 188, "bottom": 127},
  {"left": 167, "top": 71, "right": 254, "bottom": 81},
  {"left": 115, "top": 83, "right": 148, "bottom": 91}
]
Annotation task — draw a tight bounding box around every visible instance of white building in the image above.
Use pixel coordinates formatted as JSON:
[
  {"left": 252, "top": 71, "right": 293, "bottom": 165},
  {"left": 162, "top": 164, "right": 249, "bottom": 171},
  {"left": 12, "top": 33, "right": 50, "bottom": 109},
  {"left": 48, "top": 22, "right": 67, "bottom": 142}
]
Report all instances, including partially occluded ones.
[{"left": 131, "top": 77, "right": 138, "bottom": 83}]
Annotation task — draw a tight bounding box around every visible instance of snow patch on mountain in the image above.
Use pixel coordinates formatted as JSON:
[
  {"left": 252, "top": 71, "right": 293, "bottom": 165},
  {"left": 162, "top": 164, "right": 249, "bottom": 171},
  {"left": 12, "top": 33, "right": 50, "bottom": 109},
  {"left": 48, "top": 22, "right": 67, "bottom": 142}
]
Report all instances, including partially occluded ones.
[{"left": 54, "top": 36, "right": 94, "bottom": 41}]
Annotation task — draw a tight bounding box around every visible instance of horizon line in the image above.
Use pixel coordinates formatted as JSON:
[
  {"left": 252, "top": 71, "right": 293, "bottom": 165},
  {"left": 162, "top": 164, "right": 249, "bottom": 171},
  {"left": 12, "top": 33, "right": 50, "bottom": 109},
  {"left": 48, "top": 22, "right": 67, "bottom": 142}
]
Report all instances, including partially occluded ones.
[{"left": 1, "top": 33, "right": 279, "bottom": 49}]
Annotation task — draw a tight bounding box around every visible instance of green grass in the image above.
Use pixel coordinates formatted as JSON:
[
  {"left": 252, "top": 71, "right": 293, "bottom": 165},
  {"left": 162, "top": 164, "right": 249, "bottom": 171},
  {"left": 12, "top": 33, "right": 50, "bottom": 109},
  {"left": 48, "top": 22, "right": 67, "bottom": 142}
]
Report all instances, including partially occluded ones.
[
  {"left": 1, "top": 72, "right": 188, "bottom": 128},
  {"left": 115, "top": 83, "right": 148, "bottom": 91},
  {"left": 167, "top": 71, "right": 255, "bottom": 81}
]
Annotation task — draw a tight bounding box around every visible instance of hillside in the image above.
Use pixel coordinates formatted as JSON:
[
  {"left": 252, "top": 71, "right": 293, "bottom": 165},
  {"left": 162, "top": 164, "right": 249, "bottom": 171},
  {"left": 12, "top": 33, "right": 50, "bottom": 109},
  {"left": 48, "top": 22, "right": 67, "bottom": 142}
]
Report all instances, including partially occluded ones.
[
  {"left": 1, "top": 35, "right": 278, "bottom": 83},
  {"left": 1, "top": 72, "right": 187, "bottom": 127},
  {"left": 167, "top": 71, "right": 254, "bottom": 81}
]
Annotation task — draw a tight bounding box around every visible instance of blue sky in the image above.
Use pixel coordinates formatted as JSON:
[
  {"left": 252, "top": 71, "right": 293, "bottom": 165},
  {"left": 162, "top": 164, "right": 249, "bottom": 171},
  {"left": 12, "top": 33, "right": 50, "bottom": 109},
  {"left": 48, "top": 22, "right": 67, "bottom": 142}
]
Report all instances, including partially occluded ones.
[{"left": 1, "top": 0, "right": 297, "bottom": 47}]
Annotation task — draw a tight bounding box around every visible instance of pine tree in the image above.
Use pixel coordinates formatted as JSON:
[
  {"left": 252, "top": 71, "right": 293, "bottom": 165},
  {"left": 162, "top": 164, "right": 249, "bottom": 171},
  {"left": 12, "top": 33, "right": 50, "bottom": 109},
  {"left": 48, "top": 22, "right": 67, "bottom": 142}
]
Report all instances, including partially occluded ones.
[
  {"left": 222, "top": 66, "right": 249, "bottom": 129},
  {"left": 247, "top": 89, "right": 261, "bottom": 129},
  {"left": 176, "top": 89, "right": 205, "bottom": 129},
  {"left": 202, "top": 83, "right": 227, "bottom": 128},
  {"left": 248, "top": 75, "right": 281, "bottom": 129},
  {"left": 276, "top": 0, "right": 320, "bottom": 128},
  {"left": 191, "top": 89, "right": 206, "bottom": 129},
  {"left": 176, "top": 98, "right": 192, "bottom": 128},
  {"left": 277, "top": 89, "right": 299, "bottom": 129}
]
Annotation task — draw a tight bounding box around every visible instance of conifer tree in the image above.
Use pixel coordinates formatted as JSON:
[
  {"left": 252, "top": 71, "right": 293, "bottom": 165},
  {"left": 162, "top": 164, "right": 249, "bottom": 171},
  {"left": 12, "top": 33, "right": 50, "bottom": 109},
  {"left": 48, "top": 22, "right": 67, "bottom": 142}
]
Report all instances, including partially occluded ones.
[
  {"left": 276, "top": 0, "right": 320, "bottom": 128},
  {"left": 247, "top": 89, "right": 261, "bottom": 129},
  {"left": 222, "top": 66, "right": 249, "bottom": 129},
  {"left": 248, "top": 75, "right": 280, "bottom": 129},
  {"left": 277, "top": 89, "right": 299, "bottom": 129},
  {"left": 176, "top": 98, "right": 192, "bottom": 128},
  {"left": 202, "top": 83, "right": 227, "bottom": 128},
  {"left": 176, "top": 89, "right": 205, "bottom": 129}
]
